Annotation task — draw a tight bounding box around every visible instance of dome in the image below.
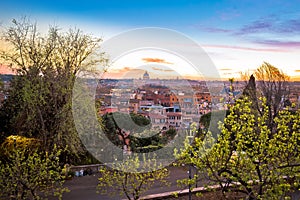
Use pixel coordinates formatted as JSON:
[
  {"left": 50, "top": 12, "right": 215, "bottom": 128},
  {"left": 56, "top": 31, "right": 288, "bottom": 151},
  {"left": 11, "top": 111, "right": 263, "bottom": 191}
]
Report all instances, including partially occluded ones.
[{"left": 143, "top": 71, "right": 150, "bottom": 80}]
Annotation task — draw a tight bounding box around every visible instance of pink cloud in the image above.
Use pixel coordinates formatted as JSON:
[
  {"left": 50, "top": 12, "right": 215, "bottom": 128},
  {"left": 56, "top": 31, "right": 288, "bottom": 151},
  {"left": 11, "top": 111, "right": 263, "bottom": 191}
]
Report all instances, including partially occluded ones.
[
  {"left": 203, "top": 44, "right": 288, "bottom": 52},
  {"left": 142, "top": 58, "right": 173, "bottom": 64},
  {"left": 254, "top": 40, "right": 300, "bottom": 48},
  {"left": 151, "top": 66, "right": 174, "bottom": 72},
  {"left": 0, "top": 64, "right": 15, "bottom": 74}
]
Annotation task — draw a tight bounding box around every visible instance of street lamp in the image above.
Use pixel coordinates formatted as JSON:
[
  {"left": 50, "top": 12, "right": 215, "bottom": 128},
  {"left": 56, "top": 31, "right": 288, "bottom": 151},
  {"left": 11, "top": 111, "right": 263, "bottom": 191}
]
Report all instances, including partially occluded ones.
[{"left": 187, "top": 125, "right": 194, "bottom": 200}]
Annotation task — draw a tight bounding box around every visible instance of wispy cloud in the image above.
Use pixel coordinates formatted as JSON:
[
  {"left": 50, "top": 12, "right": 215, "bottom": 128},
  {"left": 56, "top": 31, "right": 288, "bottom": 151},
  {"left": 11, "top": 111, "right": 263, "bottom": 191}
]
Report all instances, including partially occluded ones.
[
  {"left": 151, "top": 66, "right": 174, "bottom": 72},
  {"left": 103, "top": 66, "right": 145, "bottom": 79},
  {"left": 219, "top": 68, "right": 232, "bottom": 71},
  {"left": 235, "top": 16, "right": 300, "bottom": 35},
  {"left": 218, "top": 10, "right": 240, "bottom": 21},
  {"left": 203, "top": 44, "right": 288, "bottom": 52},
  {"left": 236, "top": 19, "right": 273, "bottom": 35},
  {"left": 142, "top": 58, "right": 173, "bottom": 64},
  {"left": 110, "top": 66, "right": 143, "bottom": 73},
  {"left": 280, "top": 18, "right": 300, "bottom": 34},
  {"left": 294, "top": 70, "right": 300, "bottom": 73},
  {"left": 198, "top": 14, "right": 300, "bottom": 49},
  {"left": 253, "top": 39, "right": 300, "bottom": 48},
  {"left": 196, "top": 26, "right": 232, "bottom": 33}
]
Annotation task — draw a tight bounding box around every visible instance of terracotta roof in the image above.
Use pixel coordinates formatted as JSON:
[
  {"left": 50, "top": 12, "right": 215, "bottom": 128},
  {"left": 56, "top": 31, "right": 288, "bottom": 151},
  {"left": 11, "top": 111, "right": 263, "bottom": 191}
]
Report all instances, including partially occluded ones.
[
  {"left": 148, "top": 113, "right": 167, "bottom": 119},
  {"left": 166, "top": 112, "right": 182, "bottom": 116}
]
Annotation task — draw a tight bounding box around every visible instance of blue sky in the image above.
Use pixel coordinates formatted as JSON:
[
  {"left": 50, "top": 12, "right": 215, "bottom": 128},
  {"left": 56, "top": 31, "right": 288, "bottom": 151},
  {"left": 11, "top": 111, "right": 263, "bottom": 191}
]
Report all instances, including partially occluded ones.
[{"left": 1, "top": 0, "right": 300, "bottom": 79}]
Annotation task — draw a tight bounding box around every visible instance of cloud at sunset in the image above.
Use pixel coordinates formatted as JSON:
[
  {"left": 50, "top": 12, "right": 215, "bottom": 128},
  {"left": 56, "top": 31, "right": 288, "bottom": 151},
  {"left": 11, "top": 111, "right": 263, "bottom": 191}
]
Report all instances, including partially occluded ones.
[
  {"left": 102, "top": 66, "right": 146, "bottom": 79},
  {"left": 151, "top": 66, "right": 174, "bottom": 72},
  {"left": 199, "top": 13, "right": 300, "bottom": 53},
  {"left": 111, "top": 66, "right": 144, "bottom": 73},
  {"left": 219, "top": 68, "right": 232, "bottom": 71},
  {"left": 253, "top": 39, "right": 300, "bottom": 48},
  {"left": 0, "top": 64, "right": 15, "bottom": 74},
  {"left": 201, "top": 14, "right": 300, "bottom": 37},
  {"left": 142, "top": 58, "right": 173, "bottom": 64},
  {"left": 235, "top": 16, "right": 300, "bottom": 36},
  {"left": 203, "top": 44, "right": 288, "bottom": 52}
]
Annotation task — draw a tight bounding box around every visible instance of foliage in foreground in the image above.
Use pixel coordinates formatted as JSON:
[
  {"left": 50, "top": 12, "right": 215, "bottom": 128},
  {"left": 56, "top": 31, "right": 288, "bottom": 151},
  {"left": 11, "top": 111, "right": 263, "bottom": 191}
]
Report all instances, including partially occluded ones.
[
  {"left": 0, "top": 17, "right": 106, "bottom": 162},
  {"left": 97, "top": 156, "right": 170, "bottom": 200},
  {"left": 0, "top": 136, "right": 68, "bottom": 200},
  {"left": 177, "top": 97, "right": 300, "bottom": 200},
  {"left": 102, "top": 112, "right": 177, "bottom": 154}
]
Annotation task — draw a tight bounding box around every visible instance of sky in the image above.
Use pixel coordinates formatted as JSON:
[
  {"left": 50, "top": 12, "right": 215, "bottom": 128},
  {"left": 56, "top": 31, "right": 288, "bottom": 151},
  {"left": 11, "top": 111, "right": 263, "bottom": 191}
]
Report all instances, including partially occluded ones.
[{"left": 1, "top": 0, "right": 300, "bottom": 80}]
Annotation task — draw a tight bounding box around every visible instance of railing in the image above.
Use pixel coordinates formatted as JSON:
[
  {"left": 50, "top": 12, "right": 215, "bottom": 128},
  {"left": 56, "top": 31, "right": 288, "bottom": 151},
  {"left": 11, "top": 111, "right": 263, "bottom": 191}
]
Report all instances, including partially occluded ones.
[{"left": 69, "top": 164, "right": 104, "bottom": 176}]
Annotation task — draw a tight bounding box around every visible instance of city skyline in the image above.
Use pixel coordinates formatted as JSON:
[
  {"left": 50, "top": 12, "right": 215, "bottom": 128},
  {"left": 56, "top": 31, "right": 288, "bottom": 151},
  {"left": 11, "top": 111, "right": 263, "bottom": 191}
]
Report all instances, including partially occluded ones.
[{"left": 1, "top": 1, "right": 300, "bottom": 80}]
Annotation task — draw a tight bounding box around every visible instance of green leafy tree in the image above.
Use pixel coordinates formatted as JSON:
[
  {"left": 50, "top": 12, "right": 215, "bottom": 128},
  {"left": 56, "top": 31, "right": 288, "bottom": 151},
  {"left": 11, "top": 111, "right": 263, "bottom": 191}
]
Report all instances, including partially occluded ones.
[
  {"left": 97, "top": 156, "right": 169, "bottom": 200},
  {"left": 0, "top": 77, "right": 5, "bottom": 143},
  {"left": 0, "top": 136, "right": 68, "bottom": 200},
  {"left": 199, "top": 110, "right": 229, "bottom": 138},
  {"left": 164, "top": 128, "right": 177, "bottom": 141},
  {"left": 129, "top": 129, "right": 165, "bottom": 153},
  {"left": 102, "top": 112, "right": 176, "bottom": 153},
  {"left": 0, "top": 17, "right": 107, "bottom": 161},
  {"left": 102, "top": 112, "right": 151, "bottom": 147},
  {"left": 0, "top": 77, "right": 3, "bottom": 91},
  {"left": 177, "top": 97, "right": 300, "bottom": 199}
]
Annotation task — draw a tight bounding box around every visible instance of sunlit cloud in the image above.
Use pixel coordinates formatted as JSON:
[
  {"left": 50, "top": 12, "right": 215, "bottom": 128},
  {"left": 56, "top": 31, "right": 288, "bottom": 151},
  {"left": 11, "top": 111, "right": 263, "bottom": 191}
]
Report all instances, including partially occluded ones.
[
  {"left": 110, "top": 66, "right": 144, "bottom": 73},
  {"left": 219, "top": 68, "right": 232, "bottom": 71},
  {"left": 290, "top": 75, "right": 300, "bottom": 81},
  {"left": 102, "top": 66, "right": 145, "bottom": 79},
  {"left": 0, "top": 64, "right": 15, "bottom": 74},
  {"left": 151, "top": 66, "right": 174, "bottom": 72},
  {"left": 142, "top": 58, "right": 173, "bottom": 64}
]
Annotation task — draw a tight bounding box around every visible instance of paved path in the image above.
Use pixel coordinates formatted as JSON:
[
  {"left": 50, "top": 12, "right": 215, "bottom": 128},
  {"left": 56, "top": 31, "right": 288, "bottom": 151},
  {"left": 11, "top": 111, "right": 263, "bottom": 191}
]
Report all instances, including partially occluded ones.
[
  {"left": 51, "top": 166, "right": 300, "bottom": 200},
  {"left": 51, "top": 166, "right": 197, "bottom": 200}
]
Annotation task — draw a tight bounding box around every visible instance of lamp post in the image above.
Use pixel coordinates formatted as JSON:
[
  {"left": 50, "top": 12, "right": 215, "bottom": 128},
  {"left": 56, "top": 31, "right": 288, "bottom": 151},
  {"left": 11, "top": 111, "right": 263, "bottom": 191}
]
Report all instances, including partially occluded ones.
[
  {"left": 187, "top": 125, "right": 194, "bottom": 200},
  {"left": 188, "top": 160, "right": 192, "bottom": 200}
]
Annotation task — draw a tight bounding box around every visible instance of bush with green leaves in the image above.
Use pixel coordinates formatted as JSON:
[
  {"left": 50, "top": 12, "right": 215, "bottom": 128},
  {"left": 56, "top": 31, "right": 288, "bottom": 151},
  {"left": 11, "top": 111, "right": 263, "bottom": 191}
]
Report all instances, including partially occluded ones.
[
  {"left": 176, "top": 97, "right": 300, "bottom": 200},
  {"left": 0, "top": 139, "right": 69, "bottom": 200},
  {"left": 97, "top": 156, "right": 170, "bottom": 200}
]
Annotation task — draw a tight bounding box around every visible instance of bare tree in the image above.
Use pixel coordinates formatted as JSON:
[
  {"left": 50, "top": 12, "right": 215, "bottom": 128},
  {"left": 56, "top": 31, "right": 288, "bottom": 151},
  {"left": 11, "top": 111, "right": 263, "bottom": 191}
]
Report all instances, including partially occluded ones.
[{"left": 254, "top": 62, "right": 289, "bottom": 133}]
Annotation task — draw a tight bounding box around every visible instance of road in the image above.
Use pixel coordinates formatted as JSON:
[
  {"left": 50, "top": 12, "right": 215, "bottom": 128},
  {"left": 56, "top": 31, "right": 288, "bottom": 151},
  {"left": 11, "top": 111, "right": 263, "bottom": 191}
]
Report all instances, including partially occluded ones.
[
  {"left": 50, "top": 165, "right": 197, "bottom": 200},
  {"left": 50, "top": 165, "right": 300, "bottom": 200}
]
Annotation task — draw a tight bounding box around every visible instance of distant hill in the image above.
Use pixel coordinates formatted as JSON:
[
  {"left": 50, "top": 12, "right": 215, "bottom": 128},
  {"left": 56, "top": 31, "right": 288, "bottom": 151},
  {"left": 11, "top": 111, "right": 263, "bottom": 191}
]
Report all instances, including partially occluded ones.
[{"left": 0, "top": 74, "right": 14, "bottom": 82}]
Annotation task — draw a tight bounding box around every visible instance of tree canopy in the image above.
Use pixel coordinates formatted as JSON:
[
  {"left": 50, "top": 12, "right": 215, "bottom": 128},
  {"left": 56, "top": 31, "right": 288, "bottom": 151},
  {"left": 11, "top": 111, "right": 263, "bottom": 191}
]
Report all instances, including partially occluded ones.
[
  {"left": 178, "top": 96, "right": 300, "bottom": 199},
  {"left": 98, "top": 156, "right": 169, "bottom": 200},
  {"left": 0, "top": 136, "right": 68, "bottom": 200},
  {"left": 0, "top": 18, "right": 107, "bottom": 161}
]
